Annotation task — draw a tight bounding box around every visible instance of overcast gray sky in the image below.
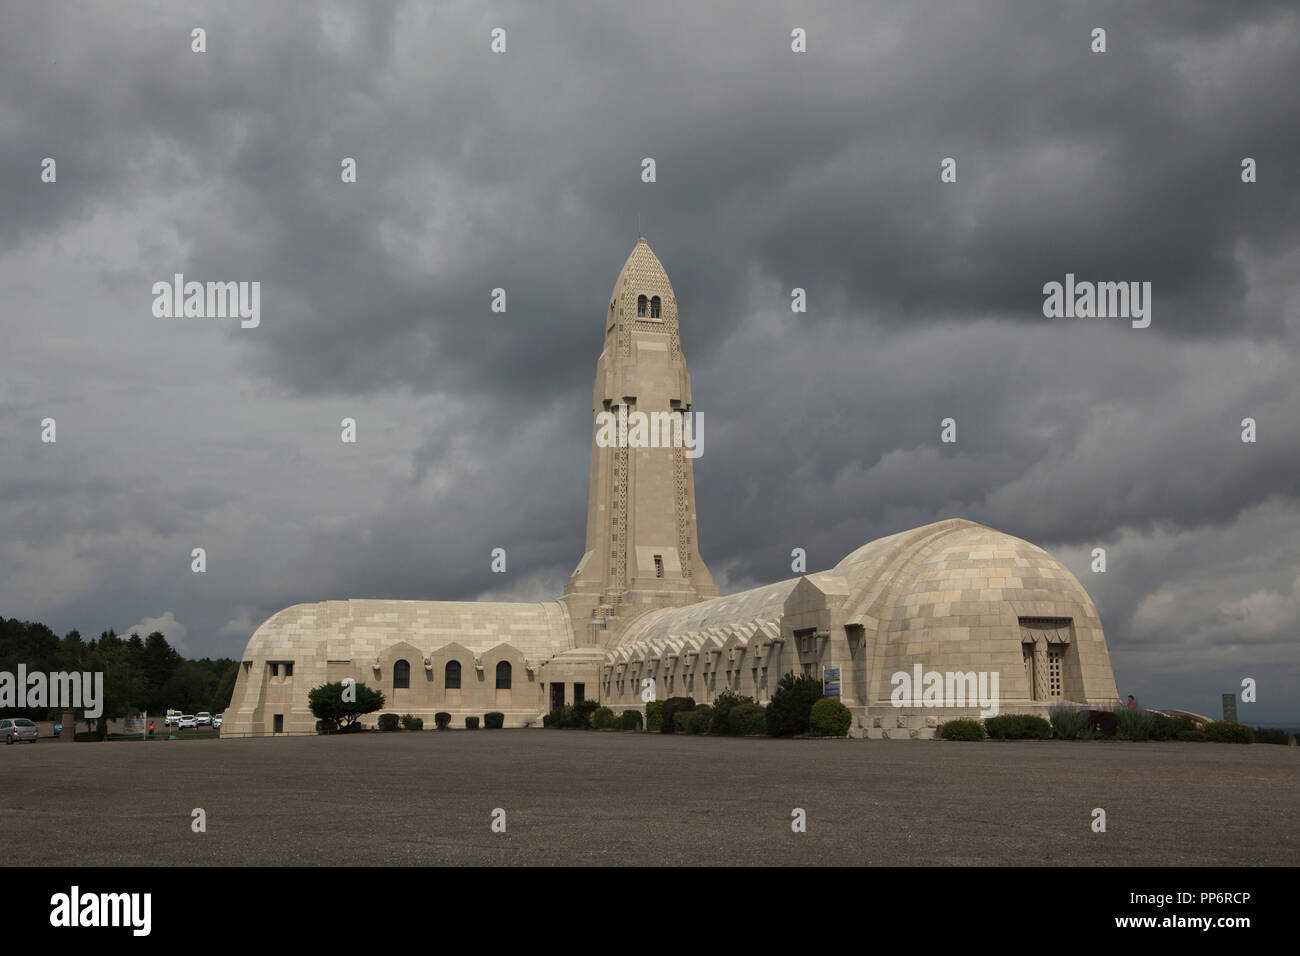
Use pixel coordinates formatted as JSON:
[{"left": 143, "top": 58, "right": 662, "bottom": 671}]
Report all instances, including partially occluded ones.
[{"left": 1, "top": 1, "right": 1297, "bottom": 722}]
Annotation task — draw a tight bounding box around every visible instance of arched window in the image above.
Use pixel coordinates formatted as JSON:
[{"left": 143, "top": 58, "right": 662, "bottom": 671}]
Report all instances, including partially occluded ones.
[
  {"left": 393, "top": 659, "right": 410, "bottom": 689},
  {"left": 445, "top": 660, "right": 461, "bottom": 689},
  {"left": 496, "top": 661, "right": 512, "bottom": 690},
  {"left": 637, "top": 294, "right": 647, "bottom": 317},
  {"left": 650, "top": 295, "right": 661, "bottom": 318}
]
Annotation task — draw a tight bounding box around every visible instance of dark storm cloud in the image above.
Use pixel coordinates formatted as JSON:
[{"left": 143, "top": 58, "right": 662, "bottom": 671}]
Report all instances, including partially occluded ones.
[{"left": 1, "top": 1, "right": 1298, "bottom": 720}]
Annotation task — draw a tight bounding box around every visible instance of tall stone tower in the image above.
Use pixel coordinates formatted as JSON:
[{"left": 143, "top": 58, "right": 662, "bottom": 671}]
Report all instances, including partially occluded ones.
[{"left": 561, "top": 237, "right": 718, "bottom": 646}]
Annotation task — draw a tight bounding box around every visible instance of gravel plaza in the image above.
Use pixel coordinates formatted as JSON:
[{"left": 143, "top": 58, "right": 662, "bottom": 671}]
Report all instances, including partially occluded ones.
[{"left": 2, "top": 732, "right": 1295, "bottom": 866}]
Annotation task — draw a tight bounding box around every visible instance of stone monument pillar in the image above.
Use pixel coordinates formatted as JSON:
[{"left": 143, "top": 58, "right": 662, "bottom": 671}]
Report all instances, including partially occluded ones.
[{"left": 1221, "top": 693, "right": 1237, "bottom": 723}]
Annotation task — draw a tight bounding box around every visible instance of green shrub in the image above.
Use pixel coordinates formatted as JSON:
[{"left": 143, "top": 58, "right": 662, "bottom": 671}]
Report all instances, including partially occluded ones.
[
  {"left": 434, "top": 711, "right": 451, "bottom": 730},
  {"left": 1253, "top": 726, "right": 1288, "bottom": 745},
  {"left": 984, "top": 714, "right": 1052, "bottom": 740},
  {"left": 729, "top": 702, "right": 767, "bottom": 736},
  {"left": 939, "top": 719, "right": 986, "bottom": 741},
  {"left": 543, "top": 705, "right": 578, "bottom": 728},
  {"left": 765, "top": 673, "right": 825, "bottom": 736},
  {"left": 377, "top": 713, "right": 401, "bottom": 732},
  {"left": 661, "top": 697, "right": 695, "bottom": 733},
  {"left": 1048, "top": 702, "right": 1089, "bottom": 740},
  {"left": 1115, "top": 706, "right": 1159, "bottom": 741},
  {"left": 1148, "top": 712, "right": 1174, "bottom": 740},
  {"left": 1144, "top": 713, "right": 1202, "bottom": 741},
  {"left": 315, "top": 719, "right": 334, "bottom": 734},
  {"left": 809, "top": 698, "right": 852, "bottom": 737},
  {"left": 573, "top": 699, "right": 600, "bottom": 728},
  {"left": 400, "top": 713, "right": 423, "bottom": 731},
  {"left": 645, "top": 701, "right": 664, "bottom": 732},
  {"left": 484, "top": 711, "right": 505, "bottom": 729},
  {"left": 616, "top": 709, "right": 644, "bottom": 731},
  {"left": 1202, "top": 721, "right": 1254, "bottom": 744},
  {"left": 682, "top": 705, "right": 713, "bottom": 734},
  {"left": 709, "top": 688, "right": 756, "bottom": 735},
  {"left": 464, "top": 716, "right": 480, "bottom": 730},
  {"left": 591, "top": 706, "right": 616, "bottom": 729}
]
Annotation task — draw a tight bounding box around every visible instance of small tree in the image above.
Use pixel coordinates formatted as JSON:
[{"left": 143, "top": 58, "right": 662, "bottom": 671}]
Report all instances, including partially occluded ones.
[{"left": 308, "top": 681, "right": 385, "bottom": 731}]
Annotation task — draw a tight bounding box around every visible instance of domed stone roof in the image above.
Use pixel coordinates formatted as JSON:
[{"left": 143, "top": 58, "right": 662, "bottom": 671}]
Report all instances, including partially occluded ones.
[{"left": 603, "top": 517, "right": 1118, "bottom": 711}]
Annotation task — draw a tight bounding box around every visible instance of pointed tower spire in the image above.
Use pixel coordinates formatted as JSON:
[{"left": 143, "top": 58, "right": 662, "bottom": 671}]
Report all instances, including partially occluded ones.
[{"left": 561, "top": 238, "right": 718, "bottom": 645}]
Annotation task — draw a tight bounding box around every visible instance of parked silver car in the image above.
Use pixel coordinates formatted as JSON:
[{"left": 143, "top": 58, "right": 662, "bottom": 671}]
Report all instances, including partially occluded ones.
[{"left": 1, "top": 718, "right": 39, "bottom": 744}]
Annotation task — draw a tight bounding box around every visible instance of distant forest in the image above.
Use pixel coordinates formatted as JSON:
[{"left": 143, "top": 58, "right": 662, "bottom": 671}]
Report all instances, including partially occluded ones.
[{"left": 0, "top": 616, "right": 237, "bottom": 729}]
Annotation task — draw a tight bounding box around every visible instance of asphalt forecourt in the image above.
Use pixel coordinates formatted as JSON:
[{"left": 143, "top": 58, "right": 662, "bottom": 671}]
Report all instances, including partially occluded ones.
[{"left": 2, "top": 731, "right": 1295, "bottom": 867}]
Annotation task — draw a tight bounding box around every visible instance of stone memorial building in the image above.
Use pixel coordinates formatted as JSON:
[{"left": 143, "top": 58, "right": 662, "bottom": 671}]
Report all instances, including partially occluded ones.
[{"left": 226, "top": 238, "right": 1118, "bottom": 737}]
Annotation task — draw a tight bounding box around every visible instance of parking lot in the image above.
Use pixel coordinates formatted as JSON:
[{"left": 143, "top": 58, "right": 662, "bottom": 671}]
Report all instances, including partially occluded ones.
[{"left": 1, "top": 732, "right": 1295, "bottom": 865}]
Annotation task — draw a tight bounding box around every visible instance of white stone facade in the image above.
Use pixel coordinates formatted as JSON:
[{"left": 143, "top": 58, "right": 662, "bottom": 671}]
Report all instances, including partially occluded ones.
[{"left": 226, "top": 240, "right": 1118, "bottom": 736}]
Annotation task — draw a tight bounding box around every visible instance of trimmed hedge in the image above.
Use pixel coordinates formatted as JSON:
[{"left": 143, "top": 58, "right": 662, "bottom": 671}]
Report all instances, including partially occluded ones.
[
  {"left": 809, "top": 698, "right": 852, "bottom": 737},
  {"left": 315, "top": 719, "right": 334, "bottom": 734},
  {"left": 434, "top": 712, "right": 451, "bottom": 730},
  {"left": 729, "top": 702, "right": 767, "bottom": 736},
  {"left": 591, "top": 706, "right": 616, "bottom": 730},
  {"left": 378, "top": 713, "right": 401, "bottom": 732},
  {"left": 984, "top": 714, "right": 1052, "bottom": 740},
  {"left": 464, "top": 716, "right": 480, "bottom": 729},
  {"left": 1202, "top": 721, "right": 1254, "bottom": 744},
  {"left": 645, "top": 701, "right": 664, "bottom": 732},
  {"left": 939, "top": 719, "right": 986, "bottom": 741},
  {"left": 484, "top": 711, "right": 505, "bottom": 729},
  {"left": 400, "top": 714, "right": 424, "bottom": 731},
  {"left": 616, "top": 709, "right": 644, "bottom": 731},
  {"left": 661, "top": 697, "right": 695, "bottom": 733}
]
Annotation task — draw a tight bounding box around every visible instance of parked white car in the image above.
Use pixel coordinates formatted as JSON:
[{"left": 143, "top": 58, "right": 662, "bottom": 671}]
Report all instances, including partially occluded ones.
[
  {"left": 213, "top": 714, "right": 223, "bottom": 729},
  {"left": 195, "top": 712, "right": 212, "bottom": 726},
  {"left": 165, "top": 710, "right": 182, "bottom": 726},
  {"left": 179, "top": 715, "right": 197, "bottom": 729},
  {"left": 1, "top": 718, "right": 39, "bottom": 744}
]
